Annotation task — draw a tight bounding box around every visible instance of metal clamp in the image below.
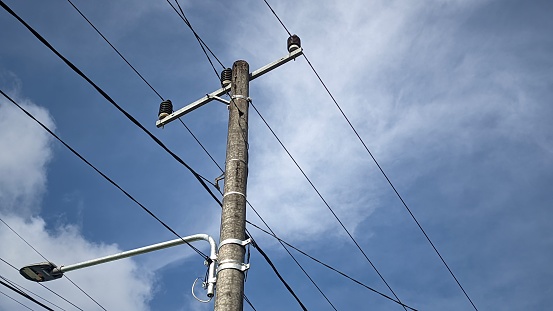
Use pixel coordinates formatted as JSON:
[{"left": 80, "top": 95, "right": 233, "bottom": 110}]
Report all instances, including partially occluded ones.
[
  {"left": 217, "top": 260, "right": 250, "bottom": 274},
  {"left": 223, "top": 191, "right": 246, "bottom": 199},
  {"left": 231, "top": 95, "right": 252, "bottom": 102},
  {"left": 219, "top": 238, "right": 252, "bottom": 251}
]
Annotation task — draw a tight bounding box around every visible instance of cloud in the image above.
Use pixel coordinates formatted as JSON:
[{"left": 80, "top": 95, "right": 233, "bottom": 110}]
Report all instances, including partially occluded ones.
[
  {"left": 0, "top": 90, "right": 154, "bottom": 310},
  {"left": 219, "top": 0, "right": 551, "bottom": 246},
  {"left": 0, "top": 92, "right": 54, "bottom": 217}
]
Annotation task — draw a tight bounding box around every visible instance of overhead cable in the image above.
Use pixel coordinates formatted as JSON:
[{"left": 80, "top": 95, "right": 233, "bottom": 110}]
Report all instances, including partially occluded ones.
[
  {"left": 64, "top": 0, "right": 223, "bottom": 178},
  {"left": 0, "top": 89, "right": 210, "bottom": 262},
  {"left": 0, "top": 256, "right": 82, "bottom": 311},
  {"left": 0, "top": 0, "right": 223, "bottom": 210},
  {"left": 250, "top": 100, "right": 406, "bottom": 310},
  {"left": 247, "top": 221, "right": 419, "bottom": 310},
  {"left": 0, "top": 214, "right": 105, "bottom": 310},
  {"left": 0, "top": 275, "right": 54, "bottom": 311},
  {"left": 258, "top": 2, "right": 479, "bottom": 310}
]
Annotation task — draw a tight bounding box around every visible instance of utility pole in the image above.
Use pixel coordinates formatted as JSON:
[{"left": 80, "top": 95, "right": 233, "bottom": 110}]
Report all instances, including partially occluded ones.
[
  {"left": 214, "top": 60, "right": 250, "bottom": 311},
  {"left": 156, "top": 35, "right": 302, "bottom": 311}
]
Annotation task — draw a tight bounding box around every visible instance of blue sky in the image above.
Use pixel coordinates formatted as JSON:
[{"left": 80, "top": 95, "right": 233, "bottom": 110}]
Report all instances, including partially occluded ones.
[{"left": 1, "top": 0, "right": 552, "bottom": 310}]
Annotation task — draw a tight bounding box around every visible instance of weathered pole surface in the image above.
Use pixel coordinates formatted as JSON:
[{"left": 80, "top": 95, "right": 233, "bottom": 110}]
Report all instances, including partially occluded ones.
[{"left": 214, "top": 60, "right": 249, "bottom": 311}]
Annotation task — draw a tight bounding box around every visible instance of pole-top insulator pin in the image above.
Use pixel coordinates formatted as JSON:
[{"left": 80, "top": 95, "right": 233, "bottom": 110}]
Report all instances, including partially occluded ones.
[
  {"left": 158, "top": 100, "right": 173, "bottom": 120},
  {"left": 220, "top": 68, "right": 232, "bottom": 87},
  {"left": 287, "top": 34, "right": 301, "bottom": 53}
]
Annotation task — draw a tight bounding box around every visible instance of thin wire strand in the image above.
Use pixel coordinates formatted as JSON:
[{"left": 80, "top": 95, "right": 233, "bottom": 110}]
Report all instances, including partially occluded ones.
[
  {"left": 169, "top": 0, "right": 225, "bottom": 68},
  {"left": 250, "top": 101, "right": 406, "bottom": 309},
  {"left": 245, "top": 201, "right": 338, "bottom": 310},
  {"left": 303, "top": 53, "right": 481, "bottom": 311},
  {"left": 0, "top": 89, "right": 211, "bottom": 262},
  {"left": 64, "top": 0, "right": 223, "bottom": 191},
  {"left": 0, "top": 1, "right": 223, "bottom": 210},
  {"left": 0, "top": 273, "right": 67, "bottom": 311},
  {"left": 0, "top": 289, "right": 35, "bottom": 311},
  {"left": 65, "top": 0, "right": 164, "bottom": 101},
  {"left": 0, "top": 214, "right": 104, "bottom": 310},
  {"left": 246, "top": 221, "right": 418, "bottom": 311},
  {"left": 259, "top": 2, "right": 478, "bottom": 309},
  {"left": 0, "top": 256, "right": 81, "bottom": 311},
  {"left": 0, "top": 276, "right": 53, "bottom": 311}
]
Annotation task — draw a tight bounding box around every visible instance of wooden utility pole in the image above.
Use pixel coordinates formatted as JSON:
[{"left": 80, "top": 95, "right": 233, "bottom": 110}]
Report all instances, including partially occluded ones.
[{"left": 214, "top": 60, "right": 250, "bottom": 311}]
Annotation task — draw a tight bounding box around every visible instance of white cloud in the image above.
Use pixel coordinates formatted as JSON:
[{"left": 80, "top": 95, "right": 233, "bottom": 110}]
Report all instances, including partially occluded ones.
[
  {"left": 0, "top": 91, "right": 154, "bottom": 310},
  {"left": 0, "top": 94, "right": 54, "bottom": 216},
  {"left": 220, "top": 0, "right": 549, "bottom": 245}
]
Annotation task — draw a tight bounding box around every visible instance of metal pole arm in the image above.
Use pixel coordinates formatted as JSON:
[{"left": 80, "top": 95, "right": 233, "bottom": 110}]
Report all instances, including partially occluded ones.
[
  {"left": 156, "top": 48, "right": 303, "bottom": 128},
  {"left": 54, "top": 234, "right": 216, "bottom": 273}
]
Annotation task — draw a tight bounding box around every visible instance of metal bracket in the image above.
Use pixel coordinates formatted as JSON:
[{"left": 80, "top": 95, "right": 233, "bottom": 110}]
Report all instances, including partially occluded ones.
[
  {"left": 207, "top": 94, "right": 230, "bottom": 105},
  {"left": 231, "top": 95, "right": 252, "bottom": 102},
  {"left": 219, "top": 238, "right": 252, "bottom": 251},
  {"left": 217, "top": 260, "right": 250, "bottom": 274}
]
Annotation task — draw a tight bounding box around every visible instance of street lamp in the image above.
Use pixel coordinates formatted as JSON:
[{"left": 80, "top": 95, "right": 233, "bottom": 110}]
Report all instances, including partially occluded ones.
[{"left": 20, "top": 233, "right": 218, "bottom": 298}]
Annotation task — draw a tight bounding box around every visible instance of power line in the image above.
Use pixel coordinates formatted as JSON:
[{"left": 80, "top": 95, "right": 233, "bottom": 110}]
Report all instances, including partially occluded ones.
[
  {"left": 0, "top": 276, "right": 54, "bottom": 311},
  {"left": 64, "top": 0, "right": 224, "bottom": 185},
  {"left": 64, "top": 0, "right": 164, "bottom": 101},
  {"left": 0, "top": 89, "right": 211, "bottom": 262},
  {"left": 250, "top": 100, "right": 407, "bottom": 310},
  {"left": 0, "top": 289, "right": 35, "bottom": 311},
  {"left": 0, "top": 257, "right": 82, "bottom": 311},
  {"left": 246, "top": 221, "right": 418, "bottom": 311},
  {"left": 259, "top": 2, "right": 479, "bottom": 310},
  {"left": 0, "top": 214, "right": 106, "bottom": 310},
  {"left": 246, "top": 202, "right": 338, "bottom": 310},
  {"left": 0, "top": 0, "right": 223, "bottom": 211},
  {"left": 0, "top": 263, "right": 67, "bottom": 311}
]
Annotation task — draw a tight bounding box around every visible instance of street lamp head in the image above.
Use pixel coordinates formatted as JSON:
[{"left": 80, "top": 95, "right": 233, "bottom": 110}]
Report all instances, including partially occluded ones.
[
  {"left": 20, "top": 262, "right": 63, "bottom": 282},
  {"left": 158, "top": 100, "right": 173, "bottom": 120},
  {"left": 287, "top": 34, "right": 301, "bottom": 53}
]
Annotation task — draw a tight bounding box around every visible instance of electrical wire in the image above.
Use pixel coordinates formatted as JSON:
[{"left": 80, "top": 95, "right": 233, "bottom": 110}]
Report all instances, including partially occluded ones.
[
  {"left": 250, "top": 100, "right": 407, "bottom": 309},
  {"left": 246, "top": 221, "right": 419, "bottom": 311},
  {"left": 0, "top": 273, "right": 67, "bottom": 311},
  {"left": 246, "top": 202, "right": 338, "bottom": 310},
  {"left": 259, "top": 2, "right": 479, "bottom": 309},
  {"left": 167, "top": 0, "right": 225, "bottom": 69},
  {"left": 0, "top": 89, "right": 211, "bottom": 263},
  {"left": 249, "top": 236, "right": 309, "bottom": 311},
  {"left": 0, "top": 289, "right": 35, "bottom": 311},
  {"left": 63, "top": 0, "right": 224, "bottom": 185},
  {"left": 0, "top": 276, "right": 54, "bottom": 311},
  {"left": 0, "top": 0, "right": 223, "bottom": 211},
  {"left": 0, "top": 214, "right": 105, "bottom": 310},
  {"left": 64, "top": 0, "right": 163, "bottom": 101},
  {"left": 0, "top": 257, "right": 80, "bottom": 311}
]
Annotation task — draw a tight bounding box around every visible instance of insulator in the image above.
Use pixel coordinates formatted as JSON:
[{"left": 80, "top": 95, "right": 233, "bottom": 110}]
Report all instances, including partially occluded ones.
[
  {"left": 158, "top": 100, "right": 173, "bottom": 120},
  {"left": 220, "top": 68, "right": 232, "bottom": 87},
  {"left": 287, "top": 34, "right": 301, "bottom": 52}
]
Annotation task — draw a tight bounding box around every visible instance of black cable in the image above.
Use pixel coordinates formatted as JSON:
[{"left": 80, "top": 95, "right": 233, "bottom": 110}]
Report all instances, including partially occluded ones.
[
  {"left": 247, "top": 221, "right": 419, "bottom": 311},
  {"left": 243, "top": 294, "right": 257, "bottom": 311},
  {"left": 304, "top": 57, "right": 480, "bottom": 311},
  {"left": 249, "top": 236, "right": 309, "bottom": 311},
  {"left": 250, "top": 100, "right": 406, "bottom": 309},
  {"left": 167, "top": 0, "right": 225, "bottom": 69},
  {"left": 0, "top": 90, "right": 211, "bottom": 262},
  {"left": 0, "top": 274, "right": 67, "bottom": 311},
  {"left": 261, "top": 0, "right": 291, "bottom": 36},
  {"left": 64, "top": 0, "right": 164, "bottom": 101},
  {"left": 0, "top": 289, "right": 35, "bottom": 311},
  {"left": 0, "top": 276, "right": 53, "bottom": 311},
  {"left": 0, "top": 1, "right": 223, "bottom": 211},
  {"left": 259, "top": 1, "right": 478, "bottom": 307},
  {"left": 178, "top": 118, "right": 224, "bottom": 172},
  {"left": 246, "top": 200, "right": 338, "bottom": 310},
  {"left": 0, "top": 214, "right": 105, "bottom": 310},
  {"left": 0, "top": 257, "right": 80, "bottom": 311},
  {"left": 64, "top": 0, "right": 223, "bottom": 190}
]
